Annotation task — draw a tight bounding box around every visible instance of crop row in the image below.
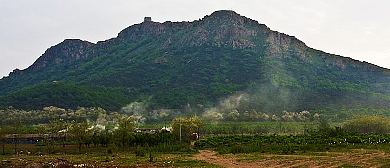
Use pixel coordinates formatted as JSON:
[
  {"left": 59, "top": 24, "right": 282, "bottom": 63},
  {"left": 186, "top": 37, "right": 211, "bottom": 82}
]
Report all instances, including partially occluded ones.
[{"left": 194, "top": 134, "right": 390, "bottom": 148}]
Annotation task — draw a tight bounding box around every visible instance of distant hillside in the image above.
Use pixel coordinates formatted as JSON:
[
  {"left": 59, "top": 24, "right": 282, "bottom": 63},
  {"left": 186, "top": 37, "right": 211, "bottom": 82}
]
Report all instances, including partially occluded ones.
[{"left": 1, "top": 10, "right": 390, "bottom": 117}]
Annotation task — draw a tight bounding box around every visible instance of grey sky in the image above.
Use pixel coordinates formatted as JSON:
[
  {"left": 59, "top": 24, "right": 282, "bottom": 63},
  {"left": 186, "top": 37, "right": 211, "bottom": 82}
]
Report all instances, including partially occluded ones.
[{"left": 0, "top": 0, "right": 389, "bottom": 78}]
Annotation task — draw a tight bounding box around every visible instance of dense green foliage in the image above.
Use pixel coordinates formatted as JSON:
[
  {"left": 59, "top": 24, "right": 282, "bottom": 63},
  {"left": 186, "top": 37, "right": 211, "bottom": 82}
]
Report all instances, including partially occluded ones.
[
  {"left": 195, "top": 133, "right": 390, "bottom": 154},
  {"left": 195, "top": 116, "right": 390, "bottom": 154},
  {"left": 0, "top": 106, "right": 116, "bottom": 125},
  {"left": 0, "top": 83, "right": 133, "bottom": 111},
  {"left": 201, "top": 121, "right": 318, "bottom": 135}
]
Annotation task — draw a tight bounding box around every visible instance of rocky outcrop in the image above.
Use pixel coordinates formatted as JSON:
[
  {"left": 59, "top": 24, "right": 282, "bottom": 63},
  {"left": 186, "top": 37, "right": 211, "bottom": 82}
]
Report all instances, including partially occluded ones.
[
  {"left": 116, "top": 10, "right": 265, "bottom": 49},
  {"left": 28, "top": 39, "right": 95, "bottom": 71},
  {"left": 266, "top": 31, "right": 307, "bottom": 58}
]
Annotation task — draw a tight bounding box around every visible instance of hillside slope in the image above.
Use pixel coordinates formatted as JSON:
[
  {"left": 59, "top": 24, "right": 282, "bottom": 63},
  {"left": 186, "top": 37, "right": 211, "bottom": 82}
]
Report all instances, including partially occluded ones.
[{"left": 1, "top": 10, "right": 390, "bottom": 115}]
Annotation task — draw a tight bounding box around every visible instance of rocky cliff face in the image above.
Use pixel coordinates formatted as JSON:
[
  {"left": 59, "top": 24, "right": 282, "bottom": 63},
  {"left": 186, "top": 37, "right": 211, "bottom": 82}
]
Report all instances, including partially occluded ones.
[
  {"left": 266, "top": 31, "right": 307, "bottom": 58},
  {"left": 28, "top": 39, "right": 95, "bottom": 72},
  {"left": 116, "top": 10, "right": 267, "bottom": 49}
]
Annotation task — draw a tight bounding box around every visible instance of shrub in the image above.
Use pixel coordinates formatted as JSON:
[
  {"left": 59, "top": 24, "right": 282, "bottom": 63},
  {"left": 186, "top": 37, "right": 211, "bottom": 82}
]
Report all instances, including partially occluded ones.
[
  {"left": 342, "top": 116, "right": 390, "bottom": 134},
  {"left": 134, "top": 146, "right": 146, "bottom": 157}
]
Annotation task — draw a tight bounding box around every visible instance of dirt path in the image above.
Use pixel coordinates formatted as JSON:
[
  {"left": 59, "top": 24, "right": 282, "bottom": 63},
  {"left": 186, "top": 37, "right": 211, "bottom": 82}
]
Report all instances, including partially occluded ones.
[
  {"left": 320, "top": 152, "right": 386, "bottom": 168},
  {"left": 193, "top": 150, "right": 389, "bottom": 168},
  {"left": 194, "top": 150, "right": 276, "bottom": 168}
]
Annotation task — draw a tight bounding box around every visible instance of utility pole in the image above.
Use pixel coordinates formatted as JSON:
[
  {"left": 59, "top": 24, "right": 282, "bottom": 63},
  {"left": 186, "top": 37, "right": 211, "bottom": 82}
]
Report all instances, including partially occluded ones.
[
  {"left": 179, "top": 118, "right": 182, "bottom": 144},
  {"left": 14, "top": 134, "right": 17, "bottom": 155},
  {"left": 164, "top": 115, "right": 166, "bottom": 130}
]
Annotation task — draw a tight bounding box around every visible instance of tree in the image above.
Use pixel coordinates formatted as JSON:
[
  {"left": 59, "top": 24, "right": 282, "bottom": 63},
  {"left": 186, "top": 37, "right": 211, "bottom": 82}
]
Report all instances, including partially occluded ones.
[
  {"left": 227, "top": 110, "right": 239, "bottom": 121},
  {"left": 69, "top": 122, "right": 91, "bottom": 151},
  {"left": 49, "top": 119, "right": 69, "bottom": 151},
  {"left": 0, "top": 127, "right": 5, "bottom": 155},
  {"left": 192, "top": 116, "right": 204, "bottom": 139},
  {"left": 114, "top": 116, "right": 135, "bottom": 150},
  {"left": 172, "top": 116, "right": 203, "bottom": 142},
  {"left": 8, "top": 121, "right": 23, "bottom": 155}
]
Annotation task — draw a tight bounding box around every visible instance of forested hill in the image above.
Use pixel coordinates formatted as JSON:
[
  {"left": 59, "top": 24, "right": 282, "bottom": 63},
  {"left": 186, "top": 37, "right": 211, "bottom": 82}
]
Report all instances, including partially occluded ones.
[{"left": 1, "top": 10, "right": 390, "bottom": 115}]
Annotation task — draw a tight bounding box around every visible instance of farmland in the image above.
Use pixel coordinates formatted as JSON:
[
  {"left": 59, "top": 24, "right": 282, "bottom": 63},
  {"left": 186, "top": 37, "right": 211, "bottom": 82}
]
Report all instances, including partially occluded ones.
[
  {"left": 2, "top": 116, "right": 390, "bottom": 167},
  {"left": 0, "top": 144, "right": 218, "bottom": 167},
  {"left": 195, "top": 149, "right": 390, "bottom": 168},
  {"left": 2, "top": 140, "right": 390, "bottom": 167}
]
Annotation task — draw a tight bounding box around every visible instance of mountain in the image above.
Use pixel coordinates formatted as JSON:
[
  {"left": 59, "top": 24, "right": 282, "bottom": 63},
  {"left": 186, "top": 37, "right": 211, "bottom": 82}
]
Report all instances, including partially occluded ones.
[{"left": 1, "top": 10, "right": 390, "bottom": 116}]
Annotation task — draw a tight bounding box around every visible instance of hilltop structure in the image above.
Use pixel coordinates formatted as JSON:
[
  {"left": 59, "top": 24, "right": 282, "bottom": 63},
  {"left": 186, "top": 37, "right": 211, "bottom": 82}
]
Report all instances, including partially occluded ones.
[{"left": 144, "top": 17, "right": 152, "bottom": 22}]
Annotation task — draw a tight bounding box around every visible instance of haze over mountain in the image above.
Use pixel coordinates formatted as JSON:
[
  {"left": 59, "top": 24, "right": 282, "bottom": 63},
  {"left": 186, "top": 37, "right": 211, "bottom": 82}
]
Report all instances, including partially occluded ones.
[{"left": 1, "top": 10, "right": 390, "bottom": 117}]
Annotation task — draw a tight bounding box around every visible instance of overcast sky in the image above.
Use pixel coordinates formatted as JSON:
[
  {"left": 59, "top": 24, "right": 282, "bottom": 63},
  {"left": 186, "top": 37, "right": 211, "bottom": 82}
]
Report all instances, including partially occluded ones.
[{"left": 1, "top": 0, "right": 389, "bottom": 78}]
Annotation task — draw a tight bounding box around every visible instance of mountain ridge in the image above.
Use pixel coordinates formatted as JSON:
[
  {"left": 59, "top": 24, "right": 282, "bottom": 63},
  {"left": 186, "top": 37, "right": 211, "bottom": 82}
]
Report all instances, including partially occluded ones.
[
  {"left": 1, "top": 10, "right": 390, "bottom": 117},
  {"left": 4, "top": 10, "right": 387, "bottom": 78}
]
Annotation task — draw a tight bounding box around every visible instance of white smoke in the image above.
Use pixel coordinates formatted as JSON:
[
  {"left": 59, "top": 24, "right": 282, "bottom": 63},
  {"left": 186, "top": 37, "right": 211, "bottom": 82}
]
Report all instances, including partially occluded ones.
[
  {"left": 203, "top": 93, "right": 249, "bottom": 120},
  {"left": 202, "top": 107, "right": 224, "bottom": 121},
  {"left": 121, "top": 102, "right": 147, "bottom": 116}
]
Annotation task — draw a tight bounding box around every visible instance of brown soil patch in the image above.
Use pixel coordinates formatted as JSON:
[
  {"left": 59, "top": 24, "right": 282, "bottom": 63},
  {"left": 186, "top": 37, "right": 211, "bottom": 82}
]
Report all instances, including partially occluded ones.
[{"left": 193, "top": 150, "right": 390, "bottom": 168}]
